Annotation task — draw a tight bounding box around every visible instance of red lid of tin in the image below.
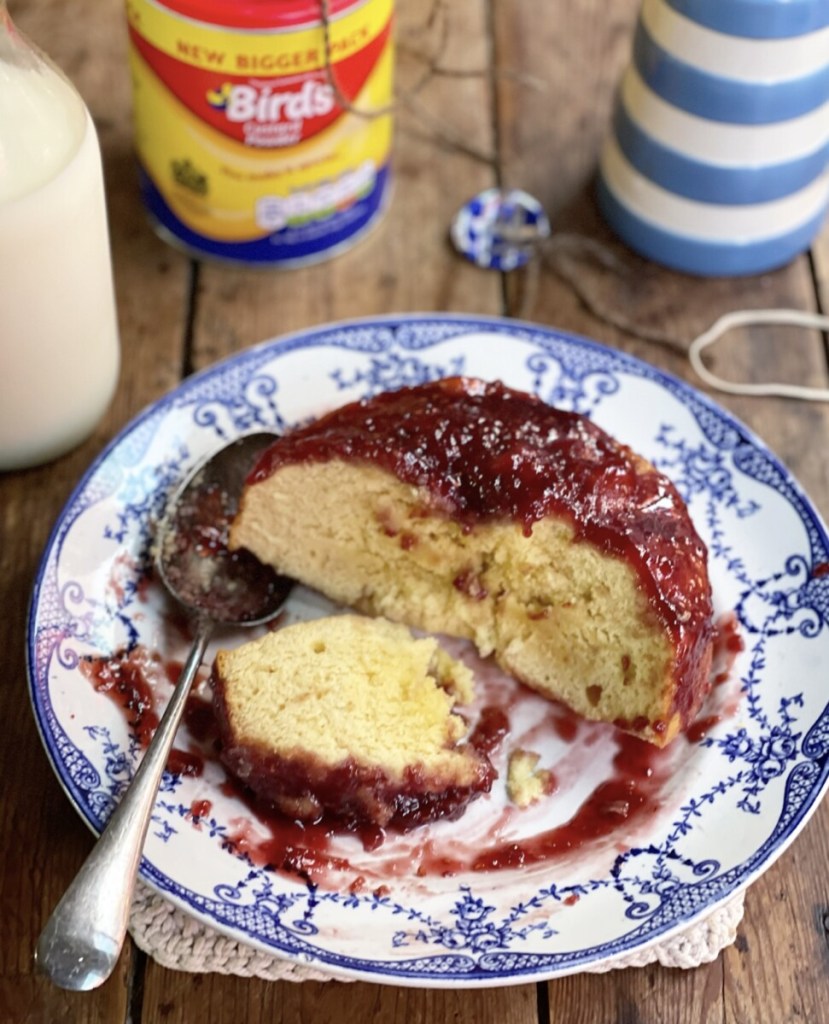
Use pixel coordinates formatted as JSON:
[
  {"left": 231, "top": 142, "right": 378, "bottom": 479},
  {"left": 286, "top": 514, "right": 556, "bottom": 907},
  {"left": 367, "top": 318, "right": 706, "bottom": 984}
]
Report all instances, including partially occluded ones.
[{"left": 156, "top": 0, "right": 361, "bottom": 30}]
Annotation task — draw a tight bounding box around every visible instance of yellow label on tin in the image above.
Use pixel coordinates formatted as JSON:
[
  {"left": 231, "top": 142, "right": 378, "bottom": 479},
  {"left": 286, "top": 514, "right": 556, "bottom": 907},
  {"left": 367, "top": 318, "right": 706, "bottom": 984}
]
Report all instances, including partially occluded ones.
[{"left": 127, "top": 0, "right": 394, "bottom": 262}]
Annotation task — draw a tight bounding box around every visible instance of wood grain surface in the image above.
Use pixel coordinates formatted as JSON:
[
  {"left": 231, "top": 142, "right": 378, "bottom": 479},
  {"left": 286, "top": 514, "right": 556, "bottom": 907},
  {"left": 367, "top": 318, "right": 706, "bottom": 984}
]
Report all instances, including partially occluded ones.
[{"left": 2, "top": 1, "right": 827, "bottom": 1021}]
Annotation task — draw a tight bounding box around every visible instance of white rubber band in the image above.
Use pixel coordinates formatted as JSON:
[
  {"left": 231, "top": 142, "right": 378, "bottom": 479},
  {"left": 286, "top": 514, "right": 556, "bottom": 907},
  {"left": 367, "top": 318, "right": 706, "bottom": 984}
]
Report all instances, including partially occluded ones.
[{"left": 689, "top": 308, "right": 829, "bottom": 401}]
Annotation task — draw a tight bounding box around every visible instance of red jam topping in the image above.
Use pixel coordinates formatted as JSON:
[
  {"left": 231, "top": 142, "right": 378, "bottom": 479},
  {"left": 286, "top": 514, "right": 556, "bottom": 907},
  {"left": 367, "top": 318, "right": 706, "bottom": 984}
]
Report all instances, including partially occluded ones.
[
  {"left": 250, "top": 377, "right": 714, "bottom": 725},
  {"left": 220, "top": 748, "right": 496, "bottom": 832}
]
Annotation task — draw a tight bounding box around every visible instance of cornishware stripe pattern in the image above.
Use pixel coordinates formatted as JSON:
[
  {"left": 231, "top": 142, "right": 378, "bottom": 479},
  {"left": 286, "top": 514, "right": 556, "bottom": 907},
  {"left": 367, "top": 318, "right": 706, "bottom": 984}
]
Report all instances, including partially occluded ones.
[
  {"left": 598, "top": 0, "right": 829, "bottom": 276},
  {"left": 664, "top": 0, "right": 829, "bottom": 40}
]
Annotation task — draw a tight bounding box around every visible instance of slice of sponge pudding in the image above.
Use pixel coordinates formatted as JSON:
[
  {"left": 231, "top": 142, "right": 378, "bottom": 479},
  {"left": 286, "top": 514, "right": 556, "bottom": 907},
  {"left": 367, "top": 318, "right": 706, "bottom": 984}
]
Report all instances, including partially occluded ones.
[
  {"left": 230, "top": 377, "right": 714, "bottom": 747},
  {"left": 212, "top": 614, "right": 495, "bottom": 828}
]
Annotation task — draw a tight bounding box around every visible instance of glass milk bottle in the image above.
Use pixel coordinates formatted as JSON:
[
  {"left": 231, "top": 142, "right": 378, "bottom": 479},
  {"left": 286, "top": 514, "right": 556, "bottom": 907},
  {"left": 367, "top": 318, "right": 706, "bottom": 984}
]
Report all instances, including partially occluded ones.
[{"left": 0, "top": 3, "right": 119, "bottom": 470}]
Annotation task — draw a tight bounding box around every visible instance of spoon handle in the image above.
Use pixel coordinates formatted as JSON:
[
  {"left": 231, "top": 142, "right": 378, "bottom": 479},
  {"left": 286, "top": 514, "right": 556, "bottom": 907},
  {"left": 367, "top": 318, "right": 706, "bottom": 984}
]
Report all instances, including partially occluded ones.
[{"left": 35, "top": 622, "right": 212, "bottom": 991}]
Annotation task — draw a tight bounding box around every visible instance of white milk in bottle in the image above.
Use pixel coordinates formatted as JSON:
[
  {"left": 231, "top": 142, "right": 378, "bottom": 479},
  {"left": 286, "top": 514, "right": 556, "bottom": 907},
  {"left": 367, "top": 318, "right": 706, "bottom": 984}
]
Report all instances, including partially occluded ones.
[{"left": 0, "top": 4, "right": 119, "bottom": 470}]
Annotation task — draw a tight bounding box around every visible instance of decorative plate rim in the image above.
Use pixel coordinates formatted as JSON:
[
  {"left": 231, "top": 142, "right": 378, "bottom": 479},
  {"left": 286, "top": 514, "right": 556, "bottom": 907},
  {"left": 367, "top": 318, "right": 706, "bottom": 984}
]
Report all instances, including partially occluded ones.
[{"left": 27, "top": 313, "right": 829, "bottom": 985}]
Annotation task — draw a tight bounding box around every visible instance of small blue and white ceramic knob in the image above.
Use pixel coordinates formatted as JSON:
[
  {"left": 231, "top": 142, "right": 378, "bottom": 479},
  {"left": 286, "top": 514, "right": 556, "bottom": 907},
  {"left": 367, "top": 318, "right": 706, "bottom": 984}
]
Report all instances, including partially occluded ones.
[
  {"left": 597, "top": 0, "right": 829, "bottom": 276},
  {"left": 450, "top": 188, "right": 551, "bottom": 271}
]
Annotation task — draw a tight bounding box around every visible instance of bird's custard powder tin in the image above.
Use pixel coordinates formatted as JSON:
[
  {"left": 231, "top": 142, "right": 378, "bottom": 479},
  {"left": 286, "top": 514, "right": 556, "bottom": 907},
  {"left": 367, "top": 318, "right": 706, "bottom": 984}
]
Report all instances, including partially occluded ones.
[{"left": 125, "top": 0, "right": 394, "bottom": 265}]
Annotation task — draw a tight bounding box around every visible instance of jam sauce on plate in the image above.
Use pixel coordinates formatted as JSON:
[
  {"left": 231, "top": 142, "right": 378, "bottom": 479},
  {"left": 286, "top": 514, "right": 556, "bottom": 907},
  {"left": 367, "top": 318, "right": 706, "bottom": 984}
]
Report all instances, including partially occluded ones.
[{"left": 80, "top": 611, "right": 742, "bottom": 887}]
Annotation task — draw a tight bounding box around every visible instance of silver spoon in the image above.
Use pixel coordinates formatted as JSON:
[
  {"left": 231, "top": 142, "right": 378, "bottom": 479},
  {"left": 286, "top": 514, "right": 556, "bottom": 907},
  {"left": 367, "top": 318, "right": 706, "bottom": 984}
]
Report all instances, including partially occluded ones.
[{"left": 35, "top": 432, "right": 292, "bottom": 991}]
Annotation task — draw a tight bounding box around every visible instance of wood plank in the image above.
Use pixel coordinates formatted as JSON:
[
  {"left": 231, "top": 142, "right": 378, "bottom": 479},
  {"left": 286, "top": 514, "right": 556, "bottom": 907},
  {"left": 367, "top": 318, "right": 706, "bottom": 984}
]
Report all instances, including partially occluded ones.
[
  {"left": 492, "top": 0, "right": 639, "bottom": 208},
  {"left": 187, "top": 0, "right": 502, "bottom": 366},
  {"left": 811, "top": 221, "right": 829, "bottom": 316},
  {"left": 138, "top": 975, "right": 538, "bottom": 1024},
  {"left": 2, "top": 0, "right": 190, "bottom": 1020},
  {"left": 721, "top": 799, "right": 829, "bottom": 1024},
  {"left": 494, "top": 2, "right": 829, "bottom": 1023},
  {"left": 542, "top": 960, "right": 727, "bottom": 1024}
]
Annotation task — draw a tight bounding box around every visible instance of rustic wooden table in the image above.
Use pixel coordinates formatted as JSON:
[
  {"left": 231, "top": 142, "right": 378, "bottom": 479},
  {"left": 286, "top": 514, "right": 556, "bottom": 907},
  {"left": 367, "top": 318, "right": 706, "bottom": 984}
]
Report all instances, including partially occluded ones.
[{"left": 3, "top": 1, "right": 829, "bottom": 1021}]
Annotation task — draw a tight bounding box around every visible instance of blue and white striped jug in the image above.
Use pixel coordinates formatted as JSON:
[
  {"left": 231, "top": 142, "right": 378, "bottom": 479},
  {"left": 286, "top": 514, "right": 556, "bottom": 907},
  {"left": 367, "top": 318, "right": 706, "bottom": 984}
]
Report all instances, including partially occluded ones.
[{"left": 597, "top": 0, "right": 829, "bottom": 276}]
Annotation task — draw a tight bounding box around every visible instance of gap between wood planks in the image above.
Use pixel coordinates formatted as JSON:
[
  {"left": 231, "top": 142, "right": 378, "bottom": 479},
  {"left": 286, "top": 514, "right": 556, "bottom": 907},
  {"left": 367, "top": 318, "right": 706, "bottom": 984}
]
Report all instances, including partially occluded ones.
[
  {"left": 180, "top": 262, "right": 202, "bottom": 381},
  {"left": 808, "top": 251, "right": 829, "bottom": 379},
  {"left": 126, "top": 947, "right": 147, "bottom": 1024}
]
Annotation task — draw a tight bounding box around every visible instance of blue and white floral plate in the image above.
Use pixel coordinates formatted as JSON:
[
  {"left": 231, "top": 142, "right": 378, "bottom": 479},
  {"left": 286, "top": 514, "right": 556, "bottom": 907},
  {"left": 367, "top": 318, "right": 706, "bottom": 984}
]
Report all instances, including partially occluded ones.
[{"left": 28, "top": 315, "right": 829, "bottom": 985}]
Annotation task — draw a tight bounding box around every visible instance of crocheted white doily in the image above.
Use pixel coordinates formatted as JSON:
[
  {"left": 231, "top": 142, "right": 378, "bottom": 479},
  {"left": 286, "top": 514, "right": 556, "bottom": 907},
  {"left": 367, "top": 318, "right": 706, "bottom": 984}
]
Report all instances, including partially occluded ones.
[{"left": 129, "top": 882, "right": 745, "bottom": 981}]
